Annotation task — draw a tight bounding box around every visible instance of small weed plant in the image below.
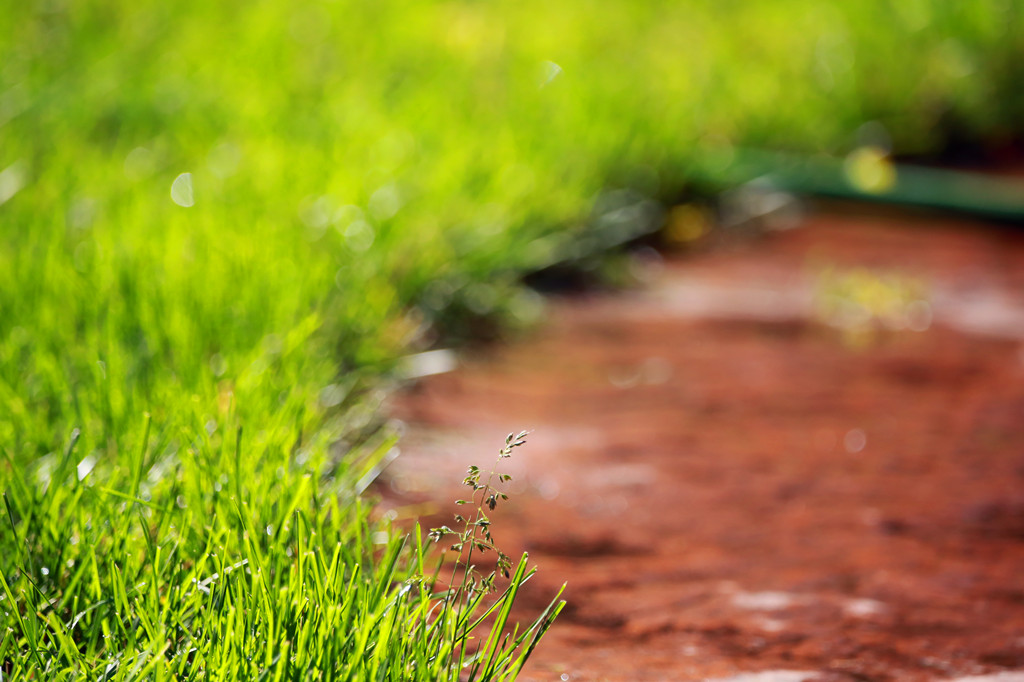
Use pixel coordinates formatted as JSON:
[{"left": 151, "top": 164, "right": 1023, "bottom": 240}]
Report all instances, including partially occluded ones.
[{"left": 426, "top": 431, "right": 565, "bottom": 681}]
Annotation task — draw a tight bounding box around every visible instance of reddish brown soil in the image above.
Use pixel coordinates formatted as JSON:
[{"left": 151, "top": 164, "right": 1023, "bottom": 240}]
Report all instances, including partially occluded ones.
[{"left": 385, "top": 204, "right": 1024, "bottom": 682}]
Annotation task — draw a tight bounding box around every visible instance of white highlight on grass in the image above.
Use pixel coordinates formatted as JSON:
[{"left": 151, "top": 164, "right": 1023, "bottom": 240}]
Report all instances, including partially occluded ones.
[
  {"left": 209, "top": 353, "right": 227, "bottom": 377},
  {"left": 319, "top": 383, "right": 349, "bottom": 408},
  {"left": 539, "top": 60, "right": 563, "bottom": 88},
  {"left": 76, "top": 455, "right": 97, "bottom": 481},
  {"left": 343, "top": 220, "right": 375, "bottom": 252},
  {"left": 398, "top": 349, "right": 457, "bottom": 379},
  {"left": 368, "top": 183, "right": 402, "bottom": 220},
  {"left": 0, "top": 161, "right": 26, "bottom": 205},
  {"left": 171, "top": 172, "right": 195, "bottom": 207}
]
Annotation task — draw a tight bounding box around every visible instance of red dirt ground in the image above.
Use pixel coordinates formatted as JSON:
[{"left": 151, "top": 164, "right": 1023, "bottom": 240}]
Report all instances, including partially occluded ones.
[{"left": 384, "top": 203, "right": 1024, "bottom": 682}]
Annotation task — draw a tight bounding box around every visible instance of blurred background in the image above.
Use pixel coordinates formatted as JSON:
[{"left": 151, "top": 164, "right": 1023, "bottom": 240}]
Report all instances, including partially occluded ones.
[
  {"left": 4, "top": 0, "right": 1024, "bottom": 563},
  {"left": 2, "top": 0, "right": 1024, "bottom": 545},
  {"left": 4, "top": 2, "right": 1023, "bottom": 440}
]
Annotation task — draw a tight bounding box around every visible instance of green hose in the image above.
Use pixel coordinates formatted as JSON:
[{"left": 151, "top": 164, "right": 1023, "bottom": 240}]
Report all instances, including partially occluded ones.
[{"left": 704, "top": 147, "right": 1024, "bottom": 222}]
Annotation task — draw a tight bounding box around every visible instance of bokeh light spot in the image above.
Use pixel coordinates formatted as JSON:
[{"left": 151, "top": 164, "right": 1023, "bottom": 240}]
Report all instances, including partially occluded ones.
[
  {"left": 171, "top": 172, "right": 195, "bottom": 207},
  {"left": 844, "top": 147, "right": 896, "bottom": 194},
  {"left": 844, "top": 428, "right": 867, "bottom": 454}
]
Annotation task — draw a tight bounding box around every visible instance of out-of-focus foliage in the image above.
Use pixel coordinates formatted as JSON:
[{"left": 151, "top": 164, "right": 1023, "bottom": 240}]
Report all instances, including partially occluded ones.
[{"left": 0, "top": 0, "right": 1021, "bottom": 678}]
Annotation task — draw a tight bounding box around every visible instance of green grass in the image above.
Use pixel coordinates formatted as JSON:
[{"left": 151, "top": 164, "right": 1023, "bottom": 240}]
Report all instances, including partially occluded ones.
[
  {"left": 0, "top": 424, "right": 563, "bottom": 680},
  {"left": 1, "top": 0, "right": 1022, "bottom": 678}
]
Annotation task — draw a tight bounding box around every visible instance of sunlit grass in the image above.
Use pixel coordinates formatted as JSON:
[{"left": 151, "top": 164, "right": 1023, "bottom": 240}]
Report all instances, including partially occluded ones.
[{"left": 1, "top": 0, "right": 1022, "bottom": 678}]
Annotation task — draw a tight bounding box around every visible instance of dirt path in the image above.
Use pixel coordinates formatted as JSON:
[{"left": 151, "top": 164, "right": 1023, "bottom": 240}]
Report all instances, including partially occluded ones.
[{"left": 385, "top": 204, "right": 1024, "bottom": 682}]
